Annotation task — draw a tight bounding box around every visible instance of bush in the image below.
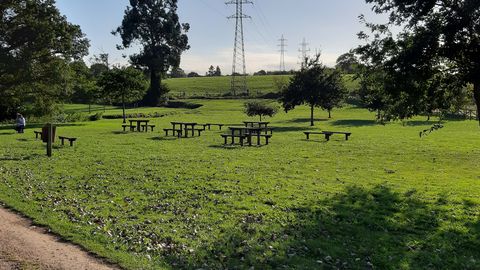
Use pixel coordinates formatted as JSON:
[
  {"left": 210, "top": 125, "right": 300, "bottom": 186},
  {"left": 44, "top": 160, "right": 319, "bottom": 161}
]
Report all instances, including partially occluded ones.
[
  {"left": 244, "top": 101, "right": 279, "bottom": 121},
  {"left": 89, "top": 112, "right": 103, "bottom": 121},
  {"left": 164, "top": 101, "right": 203, "bottom": 109}
]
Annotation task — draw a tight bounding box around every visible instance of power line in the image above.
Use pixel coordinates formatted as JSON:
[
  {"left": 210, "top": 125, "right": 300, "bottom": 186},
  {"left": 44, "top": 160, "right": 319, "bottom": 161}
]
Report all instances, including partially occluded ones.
[
  {"left": 278, "top": 35, "right": 287, "bottom": 72},
  {"left": 226, "top": 0, "right": 253, "bottom": 96}
]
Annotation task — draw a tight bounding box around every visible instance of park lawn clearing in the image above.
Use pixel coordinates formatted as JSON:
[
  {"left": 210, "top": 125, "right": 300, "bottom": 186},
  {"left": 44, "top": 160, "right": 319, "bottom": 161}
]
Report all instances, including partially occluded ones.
[
  {"left": 163, "top": 74, "right": 359, "bottom": 97},
  {"left": 0, "top": 99, "right": 479, "bottom": 269}
]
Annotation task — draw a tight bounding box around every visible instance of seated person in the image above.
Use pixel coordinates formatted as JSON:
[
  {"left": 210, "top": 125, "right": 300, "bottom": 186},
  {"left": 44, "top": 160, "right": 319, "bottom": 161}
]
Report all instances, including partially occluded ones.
[{"left": 15, "top": 113, "right": 26, "bottom": 133}]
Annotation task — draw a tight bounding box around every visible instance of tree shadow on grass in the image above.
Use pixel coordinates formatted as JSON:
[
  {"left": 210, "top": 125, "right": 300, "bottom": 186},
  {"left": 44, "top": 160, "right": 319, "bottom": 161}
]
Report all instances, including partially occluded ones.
[
  {"left": 163, "top": 185, "right": 480, "bottom": 269},
  {"left": 330, "top": 119, "right": 377, "bottom": 127}
]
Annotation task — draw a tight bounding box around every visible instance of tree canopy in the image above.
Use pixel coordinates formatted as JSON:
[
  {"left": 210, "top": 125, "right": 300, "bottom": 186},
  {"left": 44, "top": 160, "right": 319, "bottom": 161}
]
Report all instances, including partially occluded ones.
[
  {"left": 244, "top": 101, "right": 278, "bottom": 121},
  {"left": 280, "top": 54, "right": 346, "bottom": 126},
  {"left": 114, "top": 0, "right": 189, "bottom": 106},
  {"left": 98, "top": 66, "right": 147, "bottom": 123},
  {"left": 357, "top": 0, "right": 480, "bottom": 124},
  {"left": 0, "top": 0, "right": 89, "bottom": 120}
]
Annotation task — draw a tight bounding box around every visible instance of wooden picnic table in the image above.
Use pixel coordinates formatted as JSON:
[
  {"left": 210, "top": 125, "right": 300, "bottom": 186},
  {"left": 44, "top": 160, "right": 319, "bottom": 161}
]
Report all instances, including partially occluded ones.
[
  {"left": 128, "top": 119, "right": 150, "bottom": 132},
  {"left": 243, "top": 121, "right": 270, "bottom": 128},
  {"left": 171, "top": 122, "right": 198, "bottom": 138},
  {"left": 243, "top": 121, "right": 271, "bottom": 134},
  {"left": 228, "top": 126, "right": 272, "bottom": 146}
]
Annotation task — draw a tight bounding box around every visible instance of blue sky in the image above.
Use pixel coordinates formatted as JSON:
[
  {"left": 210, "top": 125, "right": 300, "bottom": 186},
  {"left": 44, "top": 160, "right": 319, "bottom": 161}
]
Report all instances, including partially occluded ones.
[{"left": 56, "top": 0, "right": 387, "bottom": 74}]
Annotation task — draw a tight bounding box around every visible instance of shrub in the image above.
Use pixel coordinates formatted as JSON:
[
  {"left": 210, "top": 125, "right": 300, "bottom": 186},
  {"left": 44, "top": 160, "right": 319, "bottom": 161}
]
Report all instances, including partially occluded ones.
[
  {"left": 244, "top": 101, "right": 279, "bottom": 121},
  {"left": 89, "top": 112, "right": 103, "bottom": 121}
]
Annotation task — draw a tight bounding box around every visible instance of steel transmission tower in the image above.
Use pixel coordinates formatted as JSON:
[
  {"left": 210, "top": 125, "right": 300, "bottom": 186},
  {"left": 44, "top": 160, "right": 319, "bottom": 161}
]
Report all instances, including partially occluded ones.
[
  {"left": 298, "top": 38, "right": 310, "bottom": 68},
  {"left": 278, "top": 35, "right": 287, "bottom": 72},
  {"left": 226, "top": 0, "right": 252, "bottom": 96}
]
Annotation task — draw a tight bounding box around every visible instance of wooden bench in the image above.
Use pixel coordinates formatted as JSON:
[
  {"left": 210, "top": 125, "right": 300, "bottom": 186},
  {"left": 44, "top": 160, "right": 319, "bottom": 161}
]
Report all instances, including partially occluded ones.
[
  {"left": 304, "top": 131, "right": 351, "bottom": 141},
  {"left": 203, "top": 123, "right": 224, "bottom": 130},
  {"left": 192, "top": 128, "right": 204, "bottom": 136},
  {"left": 164, "top": 128, "right": 182, "bottom": 137},
  {"left": 221, "top": 134, "right": 247, "bottom": 146},
  {"left": 34, "top": 131, "right": 42, "bottom": 139},
  {"left": 147, "top": 124, "right": 156, "bottom": 132},
  {"left": 58, "top": 136, "right": 77, "bottom": 146},
  {"left": 246, "top": 134, "right": 272, "bottom": 146}
]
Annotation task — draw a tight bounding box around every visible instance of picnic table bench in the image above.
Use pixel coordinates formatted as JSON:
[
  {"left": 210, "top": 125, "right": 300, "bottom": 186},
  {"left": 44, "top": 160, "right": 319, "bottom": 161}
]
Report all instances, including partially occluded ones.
[
  {"left": 202, "top": 123, "right": 224, "bottom": 130},
  {"left": 141, "top": 124, "right": 156, "bottom": 132},
  {"left": 58, "top": 136, "right": 77, "bottom": 146},
  {"left": 34, "top": 131, "right": 42, "bottom": 139},
  {"left": 164, "top": 128, "right": 183, "bottom": 137},
  {"left": 304, "top": 131, "right": 352, "bottom": 141},
  {"left": 222, "top": 127, "right": 272, "bottom": 146}
]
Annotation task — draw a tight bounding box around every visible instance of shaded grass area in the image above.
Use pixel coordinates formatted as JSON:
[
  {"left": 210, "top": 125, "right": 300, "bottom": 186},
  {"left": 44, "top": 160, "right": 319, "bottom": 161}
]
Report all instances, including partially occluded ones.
[{"left": 0, "top": 100, "right": 479, "bottom": 269}]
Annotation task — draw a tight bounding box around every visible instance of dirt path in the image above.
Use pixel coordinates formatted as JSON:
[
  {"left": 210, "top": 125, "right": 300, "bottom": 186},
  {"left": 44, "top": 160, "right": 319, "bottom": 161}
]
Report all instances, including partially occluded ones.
[{"left": 0, "top": 206, "right": 119, "bottom": 270}]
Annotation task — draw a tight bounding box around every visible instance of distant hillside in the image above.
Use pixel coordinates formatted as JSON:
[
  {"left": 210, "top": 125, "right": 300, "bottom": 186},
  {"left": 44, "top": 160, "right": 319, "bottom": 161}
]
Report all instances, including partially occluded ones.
[{"left": 164, "top": 74, "right": 359, "bottom": 98}]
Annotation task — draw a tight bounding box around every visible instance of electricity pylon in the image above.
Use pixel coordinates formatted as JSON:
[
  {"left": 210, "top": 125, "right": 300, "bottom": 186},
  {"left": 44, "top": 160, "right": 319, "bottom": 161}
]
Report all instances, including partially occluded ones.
[
  {"left": 278, "top": 35, "right": 287, "bottom": 72},
  {"left": 226, "top": 0, "right": 253, "bottom": 96}
]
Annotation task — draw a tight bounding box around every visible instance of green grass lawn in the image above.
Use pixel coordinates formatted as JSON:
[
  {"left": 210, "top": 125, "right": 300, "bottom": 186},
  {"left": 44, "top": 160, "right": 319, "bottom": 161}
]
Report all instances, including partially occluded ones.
[
  {"left": 0, "top": 100, "right": 479, "bottom": 269},
  {"left": 164, "top": 74, "right": 358, "bottom": 97}
]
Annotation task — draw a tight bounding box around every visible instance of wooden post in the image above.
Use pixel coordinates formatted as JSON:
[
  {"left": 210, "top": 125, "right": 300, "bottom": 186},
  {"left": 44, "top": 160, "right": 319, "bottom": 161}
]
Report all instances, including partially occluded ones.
[{"left": 46, "top": 123, "right": 52, "bottom": 157}]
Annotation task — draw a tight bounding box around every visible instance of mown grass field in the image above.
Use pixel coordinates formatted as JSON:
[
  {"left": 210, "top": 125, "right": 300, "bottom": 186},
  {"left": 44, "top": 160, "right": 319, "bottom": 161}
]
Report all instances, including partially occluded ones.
[
  {"left": 164, "top": 74, "right": 359, "bottom": 97},
  {"left": 0, "top": 99, "right": 479, "bottom": 269}
]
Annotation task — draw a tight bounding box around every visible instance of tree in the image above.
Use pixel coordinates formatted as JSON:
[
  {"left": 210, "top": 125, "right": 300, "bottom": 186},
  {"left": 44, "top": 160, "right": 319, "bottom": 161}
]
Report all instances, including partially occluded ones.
[
  {"left": 206, "top": 65, "right": 215, "bottom": 77},
  {"left": 244, "top": 101, "right": 278, "bottom": 121},
  {"left": 358, "top": 0, "right": 480, "bottom": 125},
  {"left": 254, "top": 70, "right": 267, "bottom": 76},
  {"left": 280, "top": 54, "right": 345, "bottom": 126},
  {"left": 215, "top": 66, "right": 222, "bottom": 76},
  {"left": 0, "top": 0, "right": 89, "bottom": 120},
  {"left": 114, "top": 0, "right": 189, "bottom": 107},
  {"left": 187, "top": 72, "right": 200, "bottom": 78},
  {"left": 170, "top": 67, "right": 186, "bottom": 78},
  {"left": 98, "top": 67, "right": 147, "bottom": 123},
  {"left": 336, "top": 51, "right": 359, "bottom": 74},
  {"left": 69, "top": 60, "right": 99, "bottom": 113}
]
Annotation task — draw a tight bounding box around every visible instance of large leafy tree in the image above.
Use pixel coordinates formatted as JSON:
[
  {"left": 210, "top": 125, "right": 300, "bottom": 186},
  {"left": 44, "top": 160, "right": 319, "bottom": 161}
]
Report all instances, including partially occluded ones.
[
  {"left": 0, "top": 0, "right": 89, "bottom": 120},
  {"left": 280, "top": 55, "right": 345, "bottom": 126},
  {"left": 98, "top": 66, "right": 147, "bottom": 123},
  {"left": 114, "top": 0, "right": 190, "bottom": 106},
  {"left": 358, "top": 0, "right": 480, "bottom": 125}
]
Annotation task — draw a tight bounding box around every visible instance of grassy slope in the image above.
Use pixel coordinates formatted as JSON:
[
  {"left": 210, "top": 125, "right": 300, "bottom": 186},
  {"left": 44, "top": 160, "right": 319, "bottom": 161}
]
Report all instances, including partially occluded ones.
[
  {"left": 0, "top": 100, "right": 479, "bottom": 269},
  {"left": 164, "top": 74, "right": 359, "bottom": 96}
]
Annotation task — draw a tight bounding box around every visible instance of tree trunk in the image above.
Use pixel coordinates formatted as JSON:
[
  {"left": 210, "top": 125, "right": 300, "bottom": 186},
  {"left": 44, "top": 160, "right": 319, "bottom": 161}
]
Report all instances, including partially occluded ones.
[
  {"left": 474, "top": 82, "right": 480, "bottom": 126},
  {"left": 122, "top": 94, "right": 126, "bottom": 124},
  {"left": 143, "top": 68, "right": 162, "bottom": 106},
  {"left": 310, "top": 104, "right": 314, "bottom": 126},
  {"left": 328, "top": 109, "right": 331, "bottom": 119},
  {"left": 259, "top": 115, "right": 262, "bottom": 121}
]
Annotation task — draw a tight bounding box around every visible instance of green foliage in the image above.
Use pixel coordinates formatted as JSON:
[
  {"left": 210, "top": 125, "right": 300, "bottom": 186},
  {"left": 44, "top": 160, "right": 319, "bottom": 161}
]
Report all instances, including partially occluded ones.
[
  {"left": 281, "top": 54, "right": 346, "bottom": 125},
  {"left": 359, "top": 0, "right": 480, "bottom": 125},
  {"left": 0, "top": 0, "right": 89, "bottom": 120},
  {"left": 336, "top": 51, "right": 359, "bottom": 74},
  {"left": 244, "top": 101, "right": 279, "bottom": 121},
  {"left": 98, "top": 67, "right": 147, "bottom": 105},
  {"left": 98, "top": 66, "right": 148, "bottom": 122},
  {"left": 89, "top": 112, "right": 103, "bottom": 121},
  {"left": 114, "top": 0, "right": 190, "bottom": 106}
]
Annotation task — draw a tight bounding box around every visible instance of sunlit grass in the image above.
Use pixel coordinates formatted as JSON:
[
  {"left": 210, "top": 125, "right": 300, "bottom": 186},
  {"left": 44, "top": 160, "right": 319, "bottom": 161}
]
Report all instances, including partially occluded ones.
[{"left": 0, "top": 99, "right": 479, "bottom": 269}]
